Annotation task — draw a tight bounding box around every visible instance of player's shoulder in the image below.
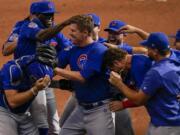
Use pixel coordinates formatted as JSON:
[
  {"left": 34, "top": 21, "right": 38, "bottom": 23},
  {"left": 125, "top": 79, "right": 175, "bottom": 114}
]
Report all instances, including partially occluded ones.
[
  {"left": 133, "top": 54, "right": 151, "bottom": 62},
  {"left": 92, "top": 42, "right": 107, "bottom": 50},
  {"left": 87, "top": 42, "right": 108, "bottom": 57},
  {"left": 132, "top": 54, "right": 152, "bottom": 68},
  {"left": 1, "top": 60, "right": 23, "bottom": 86},
  {"left": 1, "top": 60, "right": 15, "bottom": 71},
  {"left": 16, "top": 55, "right": 35, "bottom": 68},
  {"left": 20, "top": 18, "right": 39, "bottom": 30},
  {"left": 98, "top": 37, "right": 107, "bottom": 43},
  {"left": 1, "top": 56, "right": 34, "bottom": 85},
  {"left": 15, "top": 19, "right": 29, "bottom": 27}
]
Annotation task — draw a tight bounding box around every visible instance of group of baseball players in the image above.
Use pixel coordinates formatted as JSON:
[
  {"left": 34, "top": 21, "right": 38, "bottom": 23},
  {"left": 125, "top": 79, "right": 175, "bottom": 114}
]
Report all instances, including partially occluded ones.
[{"left": 0, "top": 1, "right": 180, "bottom": 135}]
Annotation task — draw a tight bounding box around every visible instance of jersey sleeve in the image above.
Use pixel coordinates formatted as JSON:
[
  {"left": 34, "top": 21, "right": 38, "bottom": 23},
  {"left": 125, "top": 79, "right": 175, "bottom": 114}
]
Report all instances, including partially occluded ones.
[
  {"left": 57, "top": 46, "right": 72, "bottom": 68},
  {"left": 20, "top": 21, "right": 41, "bottom": 40},
  {"left": 55, "top": 33, "right": 73, "bottom": 52},
  {"left": 6, "top": 22, "right": 22, "bottom": 42},
  {"left": 80, "top": 45, "right": 107, "bottom": 79},
  {"left": 140, "top": 69, "right": 162, "bottom": 96},
  {"left": 2, "top": 22, "right": 20, "bottom": 51},
  {"left": 131, "top": 55, "right": 153, "bottom": 88},
  {"left": 118, "top": 43, "right": 133, "bottom": 54}
]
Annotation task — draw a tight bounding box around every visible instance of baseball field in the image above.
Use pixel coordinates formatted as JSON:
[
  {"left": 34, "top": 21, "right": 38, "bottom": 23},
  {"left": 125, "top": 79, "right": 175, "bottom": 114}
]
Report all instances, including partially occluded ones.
[{"left": 0, "top": 0, "right": 180, "bottom": 134}]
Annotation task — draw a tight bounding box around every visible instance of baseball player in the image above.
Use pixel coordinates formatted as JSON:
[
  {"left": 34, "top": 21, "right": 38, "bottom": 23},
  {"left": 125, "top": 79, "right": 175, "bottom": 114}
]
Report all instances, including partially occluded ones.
[
  {"left": 109, "top": 32, "right": 180, "bottom": 135},
  {"left": 15, "top": 1, "right": 72, "bottom": 59},
  {"left": 55, "top": 14, "right": 114, "bottom": 135},
  {"left": 59, "top": 13, "right": 106, "bottom": 128},
  {"left": 0, "top": 45, "right": 56, "bottom": 135},
  {"left": 11, "top": 1, "right": 73, "bottom": 134},
  {"left": 102, "top": 48, "right": 152, "bottom": 109},
  {"left": 1, "top": 4, "right": 56, "bottom": 134},
  {"left": 169, "top": 29, "right": 180, "bottom": 50},
  {"left": 103, "top": 20, "right": 150, "bottom": 135},
  {"left": 104, "top": 20, "right": 147, "bottom": 54},
  {"left": 87, "top": 13, "right": 106, "bottom": 43}
]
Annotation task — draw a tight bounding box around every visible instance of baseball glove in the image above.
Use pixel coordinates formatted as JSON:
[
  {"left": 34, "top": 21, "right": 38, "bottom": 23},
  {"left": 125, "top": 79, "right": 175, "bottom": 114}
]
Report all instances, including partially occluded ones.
[
  {"left": 35, "top": 44, "right": 58, "bottom": 68},
  {"left": 50, "top": 79, "right": 73, "bottom": 91}
]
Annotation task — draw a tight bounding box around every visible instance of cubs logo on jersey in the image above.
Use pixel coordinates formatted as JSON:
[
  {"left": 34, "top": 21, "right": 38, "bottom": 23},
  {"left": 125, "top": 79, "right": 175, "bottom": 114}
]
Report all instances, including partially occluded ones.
[{"left": 77, "top": 54, "right": 88, "bottom": 70}]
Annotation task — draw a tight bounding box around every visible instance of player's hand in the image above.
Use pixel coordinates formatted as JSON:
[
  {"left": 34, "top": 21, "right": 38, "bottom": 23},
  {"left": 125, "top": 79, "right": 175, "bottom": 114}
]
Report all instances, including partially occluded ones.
[
  {"left": 63, "top": 15, "right": 84, "bottom": 26},
  {"left": 33, "top": 75, "right": 51, "bottom": 92},
  {"left": 59, "top": 16, "right": 78, "bottom": 28},
  {"left": 104, "top": 42, "right": 118, "bottom": 49},
  {"left": 53, "top": 67, "right": 61, "bottom": 76},
  {"left": 118, "top": 25, "right": 139, "bottom": 34},
  {"left": 109, "top": 71, "right": 122, "bottom": 88},
  {"left": 109, "top": 101, "right": 124, "bottom": 112}
]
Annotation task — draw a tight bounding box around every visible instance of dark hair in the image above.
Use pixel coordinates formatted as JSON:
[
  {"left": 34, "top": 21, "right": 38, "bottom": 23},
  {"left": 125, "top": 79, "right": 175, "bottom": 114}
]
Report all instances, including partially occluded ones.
[
  {"left": 71, "top": 15, "right": 94, "bottom": 35},
  {"left": 102, "top": 48, "right": 127, "bottom": 70}
]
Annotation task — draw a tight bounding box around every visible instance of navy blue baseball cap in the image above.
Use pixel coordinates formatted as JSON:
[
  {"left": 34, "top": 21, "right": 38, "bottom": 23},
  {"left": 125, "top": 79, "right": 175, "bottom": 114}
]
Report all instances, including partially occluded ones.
[
  {"left": 87, "top": 13, "right": 101, "bottom": 26},
  {"left": 30, "top": 1, "right": 57, "bottom": 14},
  {"left": 169, "top": 29, "right": 180, "bottom": 40},
  {"left": 140, "top": 32, "right": 170, "bottom": 51},
  {"left": 104, "top": 20, "right": 126, "bottom": 32}
]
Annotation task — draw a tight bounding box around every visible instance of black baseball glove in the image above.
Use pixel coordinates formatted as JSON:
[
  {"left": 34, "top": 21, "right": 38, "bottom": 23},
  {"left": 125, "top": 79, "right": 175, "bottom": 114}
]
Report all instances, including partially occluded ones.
[
  {"left": 35, "top": 44, "right": 58, "bottom": 68},
  {"left": 50, "top": 79, "right": 73, "bottom": 92}
]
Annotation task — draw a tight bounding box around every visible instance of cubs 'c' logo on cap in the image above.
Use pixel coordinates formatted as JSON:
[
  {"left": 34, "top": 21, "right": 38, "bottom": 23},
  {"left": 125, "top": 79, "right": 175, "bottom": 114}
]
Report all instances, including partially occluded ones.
[
  {"left": 111, "top": 21, "right": 117, "bottom": 26},
  {"left": 77, "top": 54, "right": 88, "bottom": 70}
]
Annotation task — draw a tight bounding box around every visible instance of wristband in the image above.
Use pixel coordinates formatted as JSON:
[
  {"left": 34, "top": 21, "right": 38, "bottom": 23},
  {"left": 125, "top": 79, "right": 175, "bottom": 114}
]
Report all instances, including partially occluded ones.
[
  {"left": 122, "top": 100, "right": 136, "bottom": 109},
  {"left": 30, "top": 87, "right": 38, "bottom": 96}
]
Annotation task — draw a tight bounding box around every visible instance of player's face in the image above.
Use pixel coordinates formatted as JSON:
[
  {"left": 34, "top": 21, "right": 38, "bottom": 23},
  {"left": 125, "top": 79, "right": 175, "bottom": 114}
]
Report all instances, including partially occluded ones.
[
  {"left": 111, "top": 58, "right": 126, "bottom": 73},
  {"left": 92, "top": 25, "right": 100, "bottom": 41},
  {"left": 69, "top": 24, "right": 87, "bottom": 46},
  {"left": 147, "top": 48, "right": 157, "bottom": 60},
  {"left": 174, "top": 40, "right": 180, "bottom": 50},
  {"left": 38, "top": 13, "right": 54, "bottom": 28},
  {"left": 107, "top": 31, "right": 123, "bottom": 45}
]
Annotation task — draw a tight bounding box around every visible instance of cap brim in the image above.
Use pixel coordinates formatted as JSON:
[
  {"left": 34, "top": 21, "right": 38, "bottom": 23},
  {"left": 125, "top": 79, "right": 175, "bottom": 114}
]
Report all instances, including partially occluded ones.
[
  {"left": 42, "top": 10, "right": 59, "bottom": 14},
  {"left": 139, "top": 40, "right": 149, "bottom": 47},
  {"left": 104, "top": 28, "right": 118, "bottom": 32}
]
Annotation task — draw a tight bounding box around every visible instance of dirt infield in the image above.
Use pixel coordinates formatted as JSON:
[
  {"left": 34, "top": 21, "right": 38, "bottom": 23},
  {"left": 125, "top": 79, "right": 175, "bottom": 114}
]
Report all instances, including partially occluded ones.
[{"left": 0, "top": 0, "right": 180, "bottom": 135}]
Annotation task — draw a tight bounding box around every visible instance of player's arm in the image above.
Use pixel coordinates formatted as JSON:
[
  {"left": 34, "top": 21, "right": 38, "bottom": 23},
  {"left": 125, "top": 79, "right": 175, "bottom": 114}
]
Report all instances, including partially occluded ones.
[
  {"left": 109, "top": 71, "right": 150, "bottom": 105},
  {"left": 132, "top": 47, "right": 147, "bottom": 54},
  {"left": 54, "top": 68, "right": 85, "bottom": 83},
  {"left": 119, "top": 25, "right": 149, "bottom": 40},
  {"left": 36, "top": 15, "right": 80, "bottom": 42},
  {"left": 4, "top": 76, "right": 50, "bottom": 109},
  {"left": 2, "top": 20, "right": 24, "bottom": 56},
  {"left": 104, "top": 42, "right": 118, "bottom": 49},
  {"left": 104, "top": 42, "right": 147, "bottom": 54},
  {"left": 36, "top": 21, "right": 70, "bottom": 42},
  {"left": 2, "top": 31, "right": 19, "bottom": 56},
  {"left": 109, "top": 99, "right": 138, "bottom": 112},
  {"left": 2, "top": 41, "right": 17, "bottom": 56}
]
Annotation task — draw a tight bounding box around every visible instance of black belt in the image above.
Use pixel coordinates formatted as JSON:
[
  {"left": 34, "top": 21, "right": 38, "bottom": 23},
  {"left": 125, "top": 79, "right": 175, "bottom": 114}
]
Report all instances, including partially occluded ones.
[{"left": 79, "top": 99, "right": 110, "bottom": 110}]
